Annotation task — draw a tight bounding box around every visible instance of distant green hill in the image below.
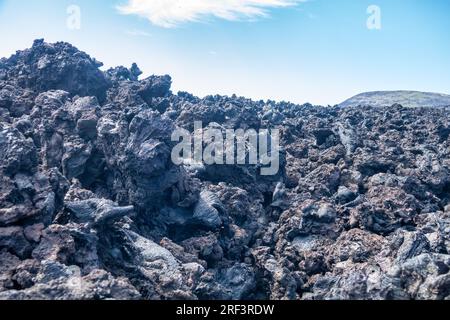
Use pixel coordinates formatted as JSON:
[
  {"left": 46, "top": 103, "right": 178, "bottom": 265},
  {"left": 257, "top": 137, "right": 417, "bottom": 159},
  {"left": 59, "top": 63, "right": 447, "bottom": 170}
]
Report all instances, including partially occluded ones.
[{"left": 339, "top": 91, "right": 450, "bottom": 108}]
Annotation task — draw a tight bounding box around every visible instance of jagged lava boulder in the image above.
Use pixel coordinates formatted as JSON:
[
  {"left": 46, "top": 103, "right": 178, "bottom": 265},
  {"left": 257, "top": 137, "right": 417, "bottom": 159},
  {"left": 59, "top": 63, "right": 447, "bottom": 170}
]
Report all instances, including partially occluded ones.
[{"left": 0, "top": 40, "right": 449, "bottom": 300}]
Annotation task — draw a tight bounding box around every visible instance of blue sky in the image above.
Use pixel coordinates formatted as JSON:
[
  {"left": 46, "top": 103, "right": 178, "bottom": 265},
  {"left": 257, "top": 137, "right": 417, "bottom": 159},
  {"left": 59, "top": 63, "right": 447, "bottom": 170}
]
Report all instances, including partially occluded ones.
[{"left": 0, "top": 0, "right": 449, "bottom": 105}]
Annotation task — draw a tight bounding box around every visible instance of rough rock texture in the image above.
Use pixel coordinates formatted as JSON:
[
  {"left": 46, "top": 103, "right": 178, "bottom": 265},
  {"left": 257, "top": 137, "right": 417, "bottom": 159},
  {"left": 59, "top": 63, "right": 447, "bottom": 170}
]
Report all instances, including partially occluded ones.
[{"left": 1, "top": 40, "right": 449, "bottom": 300}]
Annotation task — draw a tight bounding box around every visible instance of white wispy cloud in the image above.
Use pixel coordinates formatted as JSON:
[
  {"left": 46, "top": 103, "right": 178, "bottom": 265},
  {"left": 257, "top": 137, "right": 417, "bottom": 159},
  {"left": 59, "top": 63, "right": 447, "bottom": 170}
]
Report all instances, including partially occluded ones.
[{"left": 117, "top": 0, "right": 306, "bottom": 28}]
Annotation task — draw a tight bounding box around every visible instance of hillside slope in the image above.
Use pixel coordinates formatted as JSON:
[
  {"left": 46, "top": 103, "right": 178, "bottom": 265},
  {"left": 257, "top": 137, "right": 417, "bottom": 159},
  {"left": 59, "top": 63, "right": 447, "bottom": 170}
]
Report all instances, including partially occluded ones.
[{"left": 340, "top": 91, "right": 450, "bottom": 108}]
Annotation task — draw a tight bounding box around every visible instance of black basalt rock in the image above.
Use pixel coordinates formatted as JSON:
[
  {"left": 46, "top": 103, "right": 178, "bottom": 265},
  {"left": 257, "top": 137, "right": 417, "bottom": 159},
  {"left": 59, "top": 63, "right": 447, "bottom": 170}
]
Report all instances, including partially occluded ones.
[{"left": 0, "top": 40, "right": 449, "bottom": 300}]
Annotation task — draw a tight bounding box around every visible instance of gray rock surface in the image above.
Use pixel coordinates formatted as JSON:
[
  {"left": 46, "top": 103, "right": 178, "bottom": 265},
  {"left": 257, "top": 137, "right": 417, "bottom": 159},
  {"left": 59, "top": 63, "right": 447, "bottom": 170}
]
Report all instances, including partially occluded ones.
[
  {"left": 340, "top": 91, "right": 450, "bottom": 108},
  {"left": 0, "top": 40, "right": 449, "bottom": 300}
]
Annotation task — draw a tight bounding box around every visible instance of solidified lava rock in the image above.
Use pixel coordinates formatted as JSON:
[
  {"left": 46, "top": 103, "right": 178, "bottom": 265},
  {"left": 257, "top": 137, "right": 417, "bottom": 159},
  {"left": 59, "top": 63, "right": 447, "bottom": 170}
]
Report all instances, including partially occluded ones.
[{"left": 0, "top": 40, "right": 449, "bottom": 300}]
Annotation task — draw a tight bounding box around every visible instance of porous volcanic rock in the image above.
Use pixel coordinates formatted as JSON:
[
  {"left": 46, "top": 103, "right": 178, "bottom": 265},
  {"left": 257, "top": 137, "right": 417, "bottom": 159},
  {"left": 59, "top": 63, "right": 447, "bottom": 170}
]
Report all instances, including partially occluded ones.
[{"left": 0, "top": 40, "right": 449, "bottom": 300}]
